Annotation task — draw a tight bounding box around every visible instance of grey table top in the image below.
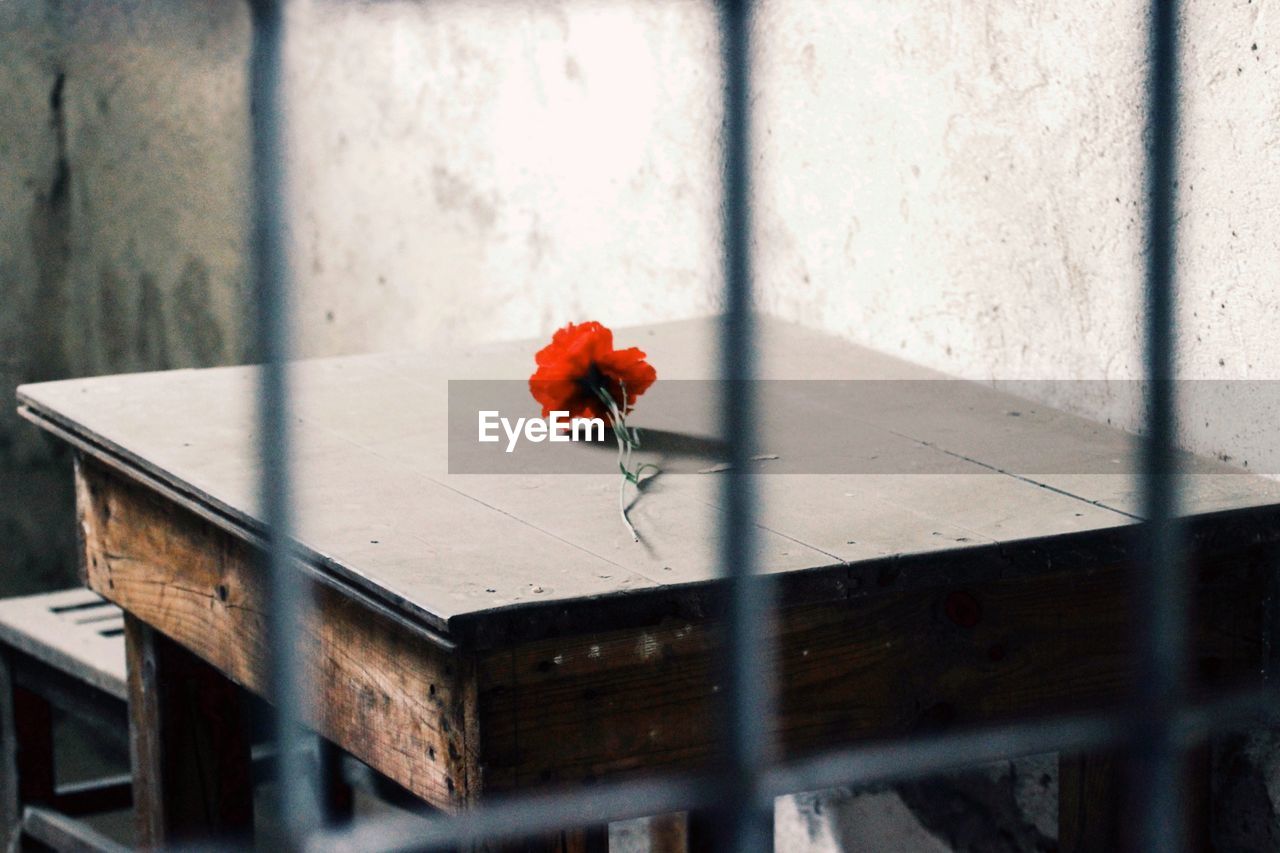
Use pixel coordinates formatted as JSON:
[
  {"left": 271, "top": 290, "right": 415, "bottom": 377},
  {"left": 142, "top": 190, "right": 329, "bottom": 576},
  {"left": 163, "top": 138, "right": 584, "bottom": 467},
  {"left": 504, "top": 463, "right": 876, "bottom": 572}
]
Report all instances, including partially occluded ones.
[{"left": 19, "top": 316, "right": 1280, "bottom": 646}]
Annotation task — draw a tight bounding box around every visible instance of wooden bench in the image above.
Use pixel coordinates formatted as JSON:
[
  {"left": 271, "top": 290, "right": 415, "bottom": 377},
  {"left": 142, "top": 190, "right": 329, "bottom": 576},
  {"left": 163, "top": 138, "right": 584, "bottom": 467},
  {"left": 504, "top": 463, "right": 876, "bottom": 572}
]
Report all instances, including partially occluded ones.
[
  {"left": 0, "top": 588, "right": 464, "bottom": 851},
  {"left": 0, "top": 588, "right": 131, "bottom": 853}
]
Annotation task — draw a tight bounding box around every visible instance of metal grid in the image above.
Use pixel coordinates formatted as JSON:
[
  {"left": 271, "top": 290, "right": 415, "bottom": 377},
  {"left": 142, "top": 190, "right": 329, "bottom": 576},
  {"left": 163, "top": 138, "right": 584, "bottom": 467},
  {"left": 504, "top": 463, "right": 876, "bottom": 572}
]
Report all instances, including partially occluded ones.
[{"left": 235, "top": 0, "right": 1275, "bottom": 850}]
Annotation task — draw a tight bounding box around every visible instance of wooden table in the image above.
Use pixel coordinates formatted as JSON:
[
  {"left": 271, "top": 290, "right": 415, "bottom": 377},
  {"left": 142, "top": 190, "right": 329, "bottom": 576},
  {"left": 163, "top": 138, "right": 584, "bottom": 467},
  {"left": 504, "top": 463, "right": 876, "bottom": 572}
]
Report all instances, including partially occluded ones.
[{"left": 17, "top": 317, "right": 1280, "bottom": 850}]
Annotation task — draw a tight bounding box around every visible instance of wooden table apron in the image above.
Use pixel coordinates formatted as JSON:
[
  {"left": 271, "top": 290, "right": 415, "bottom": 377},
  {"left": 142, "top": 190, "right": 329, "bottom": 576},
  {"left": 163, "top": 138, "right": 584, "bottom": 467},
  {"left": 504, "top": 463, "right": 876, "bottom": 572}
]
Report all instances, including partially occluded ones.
[{"left": 75, "top": 455, "right": 1276, "bottom": 817}]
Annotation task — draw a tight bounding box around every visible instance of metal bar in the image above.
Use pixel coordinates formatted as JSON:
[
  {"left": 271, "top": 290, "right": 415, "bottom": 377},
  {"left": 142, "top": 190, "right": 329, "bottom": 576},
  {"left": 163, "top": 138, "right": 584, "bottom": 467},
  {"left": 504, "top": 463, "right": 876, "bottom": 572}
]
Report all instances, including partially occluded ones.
[
  {"left": 716, "top": 1, "right": 773, "bottom": 852},
  {"left": 773, "top": 686, "right": 1280, "bottom": 797},
  {"left": 1135, "top": 0, "right": 1184, "bottom": 850},
  {"left": 767, "top": 714, "right": 1122, "bottom": 798},
  {"left": 307, "top": 777, "right": 710, "bottom": 853},
  {"left": 309, "top": 682, "right": 1280, "bottom": 853},
  {"left": 248, "top": 0, "right": 320, "bottom": 842},
  {"left": 305, "top": 676, "right": 1280, "bottom": 853}
]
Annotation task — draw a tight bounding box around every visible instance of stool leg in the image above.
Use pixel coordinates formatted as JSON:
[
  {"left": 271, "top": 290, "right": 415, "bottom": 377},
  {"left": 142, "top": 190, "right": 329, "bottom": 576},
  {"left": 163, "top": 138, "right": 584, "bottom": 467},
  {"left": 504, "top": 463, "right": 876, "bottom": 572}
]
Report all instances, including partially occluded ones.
[
  {"left": 126, "top": 614, "right": 254, "bottom": 849},
  {"left": 1060, "top": 745, "right": 1211, "bottom": 852},
  {"left": 1, "top": 652, "right": 56, "bottom": 852},
  {"left": 318, "top": 739, "right": 354, "bottom": 826},
  {"left": 687, "top": 806, "right": 773, "bottom": 853},
  {"left": 648, "top": 813, "right": 687, "bottom": 853},
  {"left": 1, "top": 652, "right": 20, "bottom": 849}
]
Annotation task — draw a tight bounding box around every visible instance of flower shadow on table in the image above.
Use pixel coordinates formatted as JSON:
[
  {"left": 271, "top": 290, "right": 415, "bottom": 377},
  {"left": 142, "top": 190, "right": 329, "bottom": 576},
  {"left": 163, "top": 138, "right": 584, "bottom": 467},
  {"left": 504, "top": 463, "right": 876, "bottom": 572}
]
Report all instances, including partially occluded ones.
[
  {"left": 576, "top": 428, "right": 730, "bottom": 549},
  {"left": 577, "top": 428, "right": 729, "bottom": 474}
]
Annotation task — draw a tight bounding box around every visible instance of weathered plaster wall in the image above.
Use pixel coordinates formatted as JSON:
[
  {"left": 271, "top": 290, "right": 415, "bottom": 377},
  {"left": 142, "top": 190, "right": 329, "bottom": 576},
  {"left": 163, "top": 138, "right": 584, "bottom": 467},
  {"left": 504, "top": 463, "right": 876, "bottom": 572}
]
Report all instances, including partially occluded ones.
[
  {"left": 281, "top": 0, "right": 721, "bottom": 356},
  {"left": 755, "top": 0, "right": 1280, "bottom": 470},
  {"left": 1, "top": 1, "right": 252, "bottom": 594},
  {"left": 755, "top": 0, "right": 1148, "bottom": 382},
  {"left": 281, "top": 0, "right": 1280, "bottom": 463}
]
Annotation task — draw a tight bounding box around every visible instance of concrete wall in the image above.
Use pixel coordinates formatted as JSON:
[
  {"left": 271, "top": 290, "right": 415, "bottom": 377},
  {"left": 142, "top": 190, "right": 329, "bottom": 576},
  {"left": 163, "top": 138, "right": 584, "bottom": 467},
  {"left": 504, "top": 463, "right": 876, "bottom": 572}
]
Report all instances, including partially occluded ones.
[
  {"left": 1, "top": 0, "right": 252, "bottom": 594},
  {"left": 282, "top": 0, "right": 721, "bottom": 356},
  {"left": 278, "top": 0, "right": 1280, "bottom": 460},
  {"left": 754, "top": 0, "right": 1280, "bottom": 472}
]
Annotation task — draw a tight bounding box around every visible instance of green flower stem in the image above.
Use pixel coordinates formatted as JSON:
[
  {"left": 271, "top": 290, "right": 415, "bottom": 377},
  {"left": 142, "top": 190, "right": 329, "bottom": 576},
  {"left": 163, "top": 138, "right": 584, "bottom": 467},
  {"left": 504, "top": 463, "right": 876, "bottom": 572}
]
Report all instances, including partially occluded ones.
[{"left": 595, "top": 384, "right": 658, "bottom": 542}]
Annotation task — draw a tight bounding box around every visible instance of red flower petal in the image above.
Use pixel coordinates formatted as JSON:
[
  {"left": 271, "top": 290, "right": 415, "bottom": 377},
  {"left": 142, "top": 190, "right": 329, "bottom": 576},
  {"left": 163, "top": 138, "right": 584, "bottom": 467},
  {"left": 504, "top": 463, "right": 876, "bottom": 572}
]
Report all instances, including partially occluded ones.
[{"left": 529, "top": 322, "right": 657, "bottom": 420}]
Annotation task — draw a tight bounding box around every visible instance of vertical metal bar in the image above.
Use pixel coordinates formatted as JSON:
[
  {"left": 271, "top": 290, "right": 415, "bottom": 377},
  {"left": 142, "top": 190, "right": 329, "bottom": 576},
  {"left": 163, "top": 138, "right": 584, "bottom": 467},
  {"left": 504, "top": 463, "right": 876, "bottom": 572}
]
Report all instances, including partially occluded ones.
[
  {"left": 248, "top": 0, "right": 320, "bottom": 843},
  {"left": 718, "top": 1, "right": 773, "bottom": 851},
  {"left": 1135, "top": 0, "right": 1183, "bottom": 850}
]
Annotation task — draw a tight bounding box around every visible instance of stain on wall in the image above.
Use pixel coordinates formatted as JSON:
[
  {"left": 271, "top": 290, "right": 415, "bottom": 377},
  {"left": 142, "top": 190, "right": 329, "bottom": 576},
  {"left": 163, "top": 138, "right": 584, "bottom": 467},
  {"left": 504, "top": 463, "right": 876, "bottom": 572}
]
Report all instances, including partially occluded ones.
[
  {"left": 27, "top": 69, "right": 74, "bottom": 385},
  {"left": 0, "top": 0, "right": 252, "bottom": 595}
]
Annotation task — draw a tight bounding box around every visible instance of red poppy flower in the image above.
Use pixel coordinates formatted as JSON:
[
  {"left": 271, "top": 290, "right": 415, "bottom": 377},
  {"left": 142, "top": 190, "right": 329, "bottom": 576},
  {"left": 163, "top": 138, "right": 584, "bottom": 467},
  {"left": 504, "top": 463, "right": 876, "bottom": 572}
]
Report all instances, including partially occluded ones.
[{"left": 529, "top": 321, "right": 657, "bottom": 422}]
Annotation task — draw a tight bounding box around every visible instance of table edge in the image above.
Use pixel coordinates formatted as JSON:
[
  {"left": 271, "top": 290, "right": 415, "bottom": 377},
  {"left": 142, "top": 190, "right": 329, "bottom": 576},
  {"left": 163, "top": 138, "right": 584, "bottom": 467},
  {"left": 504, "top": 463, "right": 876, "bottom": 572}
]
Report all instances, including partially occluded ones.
[{"left": 20, "top": 391, "right": 1280, "bottom": 651}]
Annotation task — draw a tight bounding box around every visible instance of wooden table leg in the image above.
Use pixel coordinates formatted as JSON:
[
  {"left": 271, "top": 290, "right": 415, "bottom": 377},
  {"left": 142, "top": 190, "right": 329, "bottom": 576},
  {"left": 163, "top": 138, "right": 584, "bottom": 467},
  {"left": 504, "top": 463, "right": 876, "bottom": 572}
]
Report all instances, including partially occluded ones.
[
  {"left": 485, "top": 823, "right": 608, "bottom": 853},
  {"left": 687, "top": 809, "right": 715, "bottom": 853},
  {"left": 551, "top": 825, "right": 609, "bottom": 853},
  {"left": 1059, "top": 751, "right": 1123, "bottom": 851},
  {"left": 125, "top": 613, "right": 254, "bottom": 849},
  {"left": 1060, "top": 745, "right": 1211, "bottom": 852},
  {"left": 581, "top": 824, "right": 611, "bottom": 853},
  {"left": 1185, "top": 745, "right": 1213, "bottom": 852}
]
